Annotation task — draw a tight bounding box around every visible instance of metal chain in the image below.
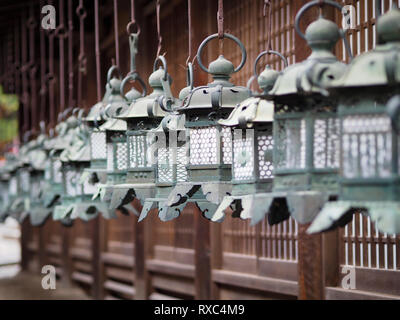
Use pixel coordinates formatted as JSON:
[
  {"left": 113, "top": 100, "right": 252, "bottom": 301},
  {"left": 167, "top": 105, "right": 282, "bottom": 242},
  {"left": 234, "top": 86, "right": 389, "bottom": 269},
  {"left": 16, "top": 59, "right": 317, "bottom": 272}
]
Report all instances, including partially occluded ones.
[
  {"left": 47, "top": 0, "right": 56, "bottom": 128},
  {"left": 67, "top": 0, "right": 74, "bottom": 108},
  {"left": 27, "top": 2, "right": 38, "bottom": 133},
  {"left": 186, "top": 0, "right": 192, "bottom": 65},
  {"left": 156, "top": 0, "right": 163, "bottom": 58},
  {"left": 264, "top": 0, "right": 272, "bottom": 52},
  {"left": 113, "top": 0, "right": 120, "bottom": 69},
  {"left": 56, "top": 0, "right": 67, "bottom": 113},
  {"left": 95, "top": 0, "right": 101, "bottom": 102},
  {"left": 76, "top": 0, "right": 87, "bottom": 108},
  {"left": 39, "top": 0, "right": 47, "bottom": 126},
  {"left": 217, "top": 0, "right": 224, "bottom": 53}
]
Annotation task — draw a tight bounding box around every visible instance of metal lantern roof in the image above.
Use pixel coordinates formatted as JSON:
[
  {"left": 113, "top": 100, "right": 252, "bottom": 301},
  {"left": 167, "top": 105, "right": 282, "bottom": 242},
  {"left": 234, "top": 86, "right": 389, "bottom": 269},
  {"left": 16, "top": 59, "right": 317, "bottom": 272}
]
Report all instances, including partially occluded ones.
[{"left": 308, "top": 6, "right": 400, "bottom": 235}]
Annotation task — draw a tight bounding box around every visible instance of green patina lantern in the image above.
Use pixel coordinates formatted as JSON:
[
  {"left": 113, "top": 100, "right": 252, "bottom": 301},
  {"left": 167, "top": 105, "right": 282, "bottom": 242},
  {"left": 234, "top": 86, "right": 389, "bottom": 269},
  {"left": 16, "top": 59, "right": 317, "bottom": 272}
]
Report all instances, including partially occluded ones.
[
  {"left": 53, "top": 111, "right": 100, "bottom": 222},
  {"left": 309, "top": 6, "right": 400, "bottom": 235},
  {"left": 25, "top": 133, "right": 51, "bottom": 227},
  {"left": 211, "top": 51, "right": 286, "bottom": 224},
  {"left": 0, "top": 154, "right": 19, "bottom": 222},
  {"left": 98, "top": 71, "right": 146, "bottom": 215},
  {"left": 137, "top": 64, "right": 191, "bottom": 221},
  {"left": 252, "top": 0, "right": 351, "bottom": 226},
  {"left": 164, "top": 33, "right": 251, "bottom": 219},
  {"left": 80, "top": 66, "right": 128, "bottom": 219},
  {"left": 109, "top": 56, "right": 172, "bottom": 212},
  {"left": 44, "top": 114, "right": 79, "bottom": 211}
]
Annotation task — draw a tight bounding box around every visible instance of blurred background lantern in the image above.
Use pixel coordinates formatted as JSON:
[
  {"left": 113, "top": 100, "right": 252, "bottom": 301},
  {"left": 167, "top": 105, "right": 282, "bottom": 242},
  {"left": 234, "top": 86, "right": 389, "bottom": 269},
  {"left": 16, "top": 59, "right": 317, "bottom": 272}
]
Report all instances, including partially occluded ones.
[
  {"left": 0, "top": 153, "right": 19, "bottom": 223},
  {"left": 260, "top": 0, "right": 351, "bottom": 226},
  {"left": 212, "top": 51, "right": 286, "bottom": 224},
  {"left": 111, "top": 56, "right": 171, "bottom": 212},
  {"left": 309, "top": 6, "right": 400, "bottom": 235},
  {"left": 25, "top": 129, "right": 50, "bottom": 227},
  {"left": 166, "top": 32, "right": 251, "bottom": 220}
]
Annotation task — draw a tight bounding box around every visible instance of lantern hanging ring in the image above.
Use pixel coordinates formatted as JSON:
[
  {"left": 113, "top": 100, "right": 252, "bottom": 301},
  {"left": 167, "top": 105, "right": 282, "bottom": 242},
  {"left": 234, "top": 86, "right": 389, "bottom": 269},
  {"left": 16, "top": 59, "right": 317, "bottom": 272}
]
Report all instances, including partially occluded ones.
[
  {"left": 120, "top": 72, "right": 147, "bottom": 99},
  {"left": 153, "top": 55, "right": 169, "bottom": 81},
  {"left": 107, "top": 65, "right": 122, "bottom": 83},
  {"left": 294, "top": 0, "right": 353, "bottom": 60},
  {"left": 197, "top": 33, "right": 247, "bottom": 74},
  {"left": 253, "top": 50, "right": 288, "bottom": 77},
  {"left": 186, "top": 61, "right": 194, "bottom": 91}
]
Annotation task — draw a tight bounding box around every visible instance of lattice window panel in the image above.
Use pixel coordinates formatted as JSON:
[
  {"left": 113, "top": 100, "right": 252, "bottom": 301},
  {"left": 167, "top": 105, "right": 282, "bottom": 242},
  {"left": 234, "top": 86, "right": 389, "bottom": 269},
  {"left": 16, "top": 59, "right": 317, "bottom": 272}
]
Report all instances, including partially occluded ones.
[
  {"left": 314, "top": 117, "right": 340, "bottom": 169},
  {"left": 222, "top": 0, "right": 295, "bottom": 89},
  {"left": 342, "top": 212, "right": 400, "bottom": 270},
  {"left": 222, "top": 127, "right": 233, "bottom": 165},
  {"left": 222, "top": 214, "right": 298, "bottom": 261},
  {"left": 275, "top": 118, "right": 306, "bottom": 169},
  {"left": 9, "top": 177, "right": 17, "bottom": 195},
  {"left": 189, "top": 127, "right": 218, "bottom": 165},
  {"left": 233, "top": 133, "right": 254, "bottom": 181},
  {"left": 52, "top": 159, "right": 63, "bottom": 183},
  {"left": 177, "top": 145, "right": 188, "bottom": 183},
  {"left": 90, "top": 131, "right": 107, "bottom": 160},
  {"left": 107, "top": 143, "right": 114, "bottom": 172},
  {"left": 65, "top": 169, "right": 77, "bottom": 196},
  {"left": 258, "top": 134, "right": 274, "bottom": 179},
  {"left": 116, "top": 142, "right": 128, "bottom": 171},
  {"left": 336, "top": 0, "right": 400, "bottom": 62},
  {"left": 20, "top": 170, "right": 30, "bottom": 192},
  {"left": 342, "top": 114, "right": 392, "bottom": 178},
  {"left": 157, "top": 147, "right": 174, "bottom": 183},
  {"left": 128, "top": 135, "right": 152, "bottom": 168}
]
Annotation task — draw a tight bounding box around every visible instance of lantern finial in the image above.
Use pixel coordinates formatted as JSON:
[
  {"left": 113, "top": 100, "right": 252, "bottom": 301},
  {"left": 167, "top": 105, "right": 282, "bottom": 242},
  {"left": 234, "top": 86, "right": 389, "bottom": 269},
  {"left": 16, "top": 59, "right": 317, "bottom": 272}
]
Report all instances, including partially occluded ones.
[
  {"left": 305, "top": 17, "right": 340, "bottom": 52},
  {"left": 377, "top": 6, "right": 400, "bottom": 43},
  {"left": 208, "top": 55, "right": 235, "bottom": 83}
]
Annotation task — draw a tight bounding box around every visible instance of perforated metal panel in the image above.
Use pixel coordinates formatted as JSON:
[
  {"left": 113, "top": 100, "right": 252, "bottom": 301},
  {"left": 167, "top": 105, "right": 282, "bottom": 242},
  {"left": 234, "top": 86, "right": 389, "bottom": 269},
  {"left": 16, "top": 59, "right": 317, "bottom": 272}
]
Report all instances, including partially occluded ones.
[
  {"left": 65, "top": 169, "right": 77, "bottom": 196},
  {"left": 9, "top": 177, "right": 17, "bottom": 195},
  {"left": 176, "top": 145, "right": 188, "bottom": 182},
  {"left": 233, "top": 133, "right": 254, "bottom": 181},
  {"left": 116, "top": 142, "right": 128, "bottom": 171},
  {"left": 107, "top": 143, "right": 114, "bottom": 172},
  {"left": 342, "top": 114, "right": 392, "bottom": 178},
  {"left": 258, "top": 134, "right": 274, "bottom": 179},
  {"left": 222, "top": 127, "right": 232, "bottom": 165},
  {"left": 128, "top": 134, "right": 152, "bottom": 168},
  {"left": 53, "top": 159, "right": 63, "bottom": 183},
  {"left": 157, "top": 147, "right": 173, "bottom": 183},
  {"left": 189, "top": 127, "right": 218, "bottom": 165},
  {"left": 314, "top": 117, "right": 340, "bottom": 169},
  {"left": 90, "top": 131, "right": 107, "bottom": 160},
  {"left": 20, "top": 170, "right": 30, "bottom": 192},
  {"left": 275, "top": 118, "right": 306, "bottom": 169}
]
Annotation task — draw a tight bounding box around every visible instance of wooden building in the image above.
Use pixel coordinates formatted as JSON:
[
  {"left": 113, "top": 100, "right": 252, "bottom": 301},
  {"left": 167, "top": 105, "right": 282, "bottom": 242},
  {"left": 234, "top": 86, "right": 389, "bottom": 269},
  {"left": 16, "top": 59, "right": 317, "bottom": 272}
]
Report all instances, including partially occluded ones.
[{"left": 1, "top": 0, "right": 400, "bottom": 300}]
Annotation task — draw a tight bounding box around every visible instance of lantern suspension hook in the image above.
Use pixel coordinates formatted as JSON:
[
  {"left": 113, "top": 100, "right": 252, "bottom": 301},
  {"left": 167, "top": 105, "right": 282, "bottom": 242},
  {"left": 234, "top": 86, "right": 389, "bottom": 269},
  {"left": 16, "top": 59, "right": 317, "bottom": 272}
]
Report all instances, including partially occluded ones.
[
  {"left": 153, "top": 55, "right": 174, "bottom": 112},
  {"left": 113, "top": 0, "right": 120, "bottom": 68},
  {"left": 254, "top": 50, "right": 288, "bottom": 78},
  {"left": 294, "top": 0, "right": 353, "bottom": 61},
  {"left": 76, "top": 0, "right": 87, "bottom": 107},
  {"left": 127, "top": 0, "right": 141, "bottom": 35}
]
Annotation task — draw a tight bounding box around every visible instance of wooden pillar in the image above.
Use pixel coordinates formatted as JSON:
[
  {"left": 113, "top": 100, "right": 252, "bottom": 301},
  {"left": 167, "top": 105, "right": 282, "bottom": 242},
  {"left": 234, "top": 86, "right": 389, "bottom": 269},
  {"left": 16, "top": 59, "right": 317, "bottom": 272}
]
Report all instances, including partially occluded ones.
[
  {"left": 20, "top": 218, "right": 30, "bottom": 271},
  {"left": 60, "top": 226, "right": 72, "bottom": 287}
]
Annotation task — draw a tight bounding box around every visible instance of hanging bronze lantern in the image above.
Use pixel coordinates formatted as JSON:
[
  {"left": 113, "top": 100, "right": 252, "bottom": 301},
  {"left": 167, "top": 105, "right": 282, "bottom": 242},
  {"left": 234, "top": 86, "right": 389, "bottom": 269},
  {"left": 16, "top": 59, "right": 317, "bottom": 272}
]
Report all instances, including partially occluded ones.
[
  {"left": 26, "top": 133, "right": 51, "bottom": 227},
  {"left": 163, "top": 33, "right": 251, "bottom": 219},
  {"left": 53, "top": 111, "right": 99, "bottom": 222},
  {"left": 309, "top": 6, "right": 400, "bottom": 235},
  {"left": 0, "top": 154, "right": 19, "bottom": 223},
  {"left": 110, "top": 56, "right": 173, "bottom": 212},
  {"left": 211, "top": 51, "right": 287, "bottom": 224},
  {"left": 80, "top": 66, "right": 128, "bottom": 219},
  {"left": 250, "top": 0, "right": 351, "bottom": 226},
  {"left": 137, "top": 64, "right": 191, "bottom": 221}
]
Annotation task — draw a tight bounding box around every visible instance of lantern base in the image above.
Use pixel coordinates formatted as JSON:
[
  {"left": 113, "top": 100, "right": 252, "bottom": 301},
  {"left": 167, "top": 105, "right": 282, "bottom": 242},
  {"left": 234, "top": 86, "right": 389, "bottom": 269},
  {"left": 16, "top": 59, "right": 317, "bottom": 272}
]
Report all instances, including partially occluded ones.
[
  {"left": 212, "top": 190, "right": 330, "bottom": 226},
  {"left": 29, "top": 206, "right": 52, "bottom": 227},
  {"left": 139, "top": 198, "right": 186, "bottom": 222},
  {"left": 109, "top": 183, "right": 156, "bottom": 209},
  {"left": 308, "top": 200, "right": 400, "bottom": 235}
]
